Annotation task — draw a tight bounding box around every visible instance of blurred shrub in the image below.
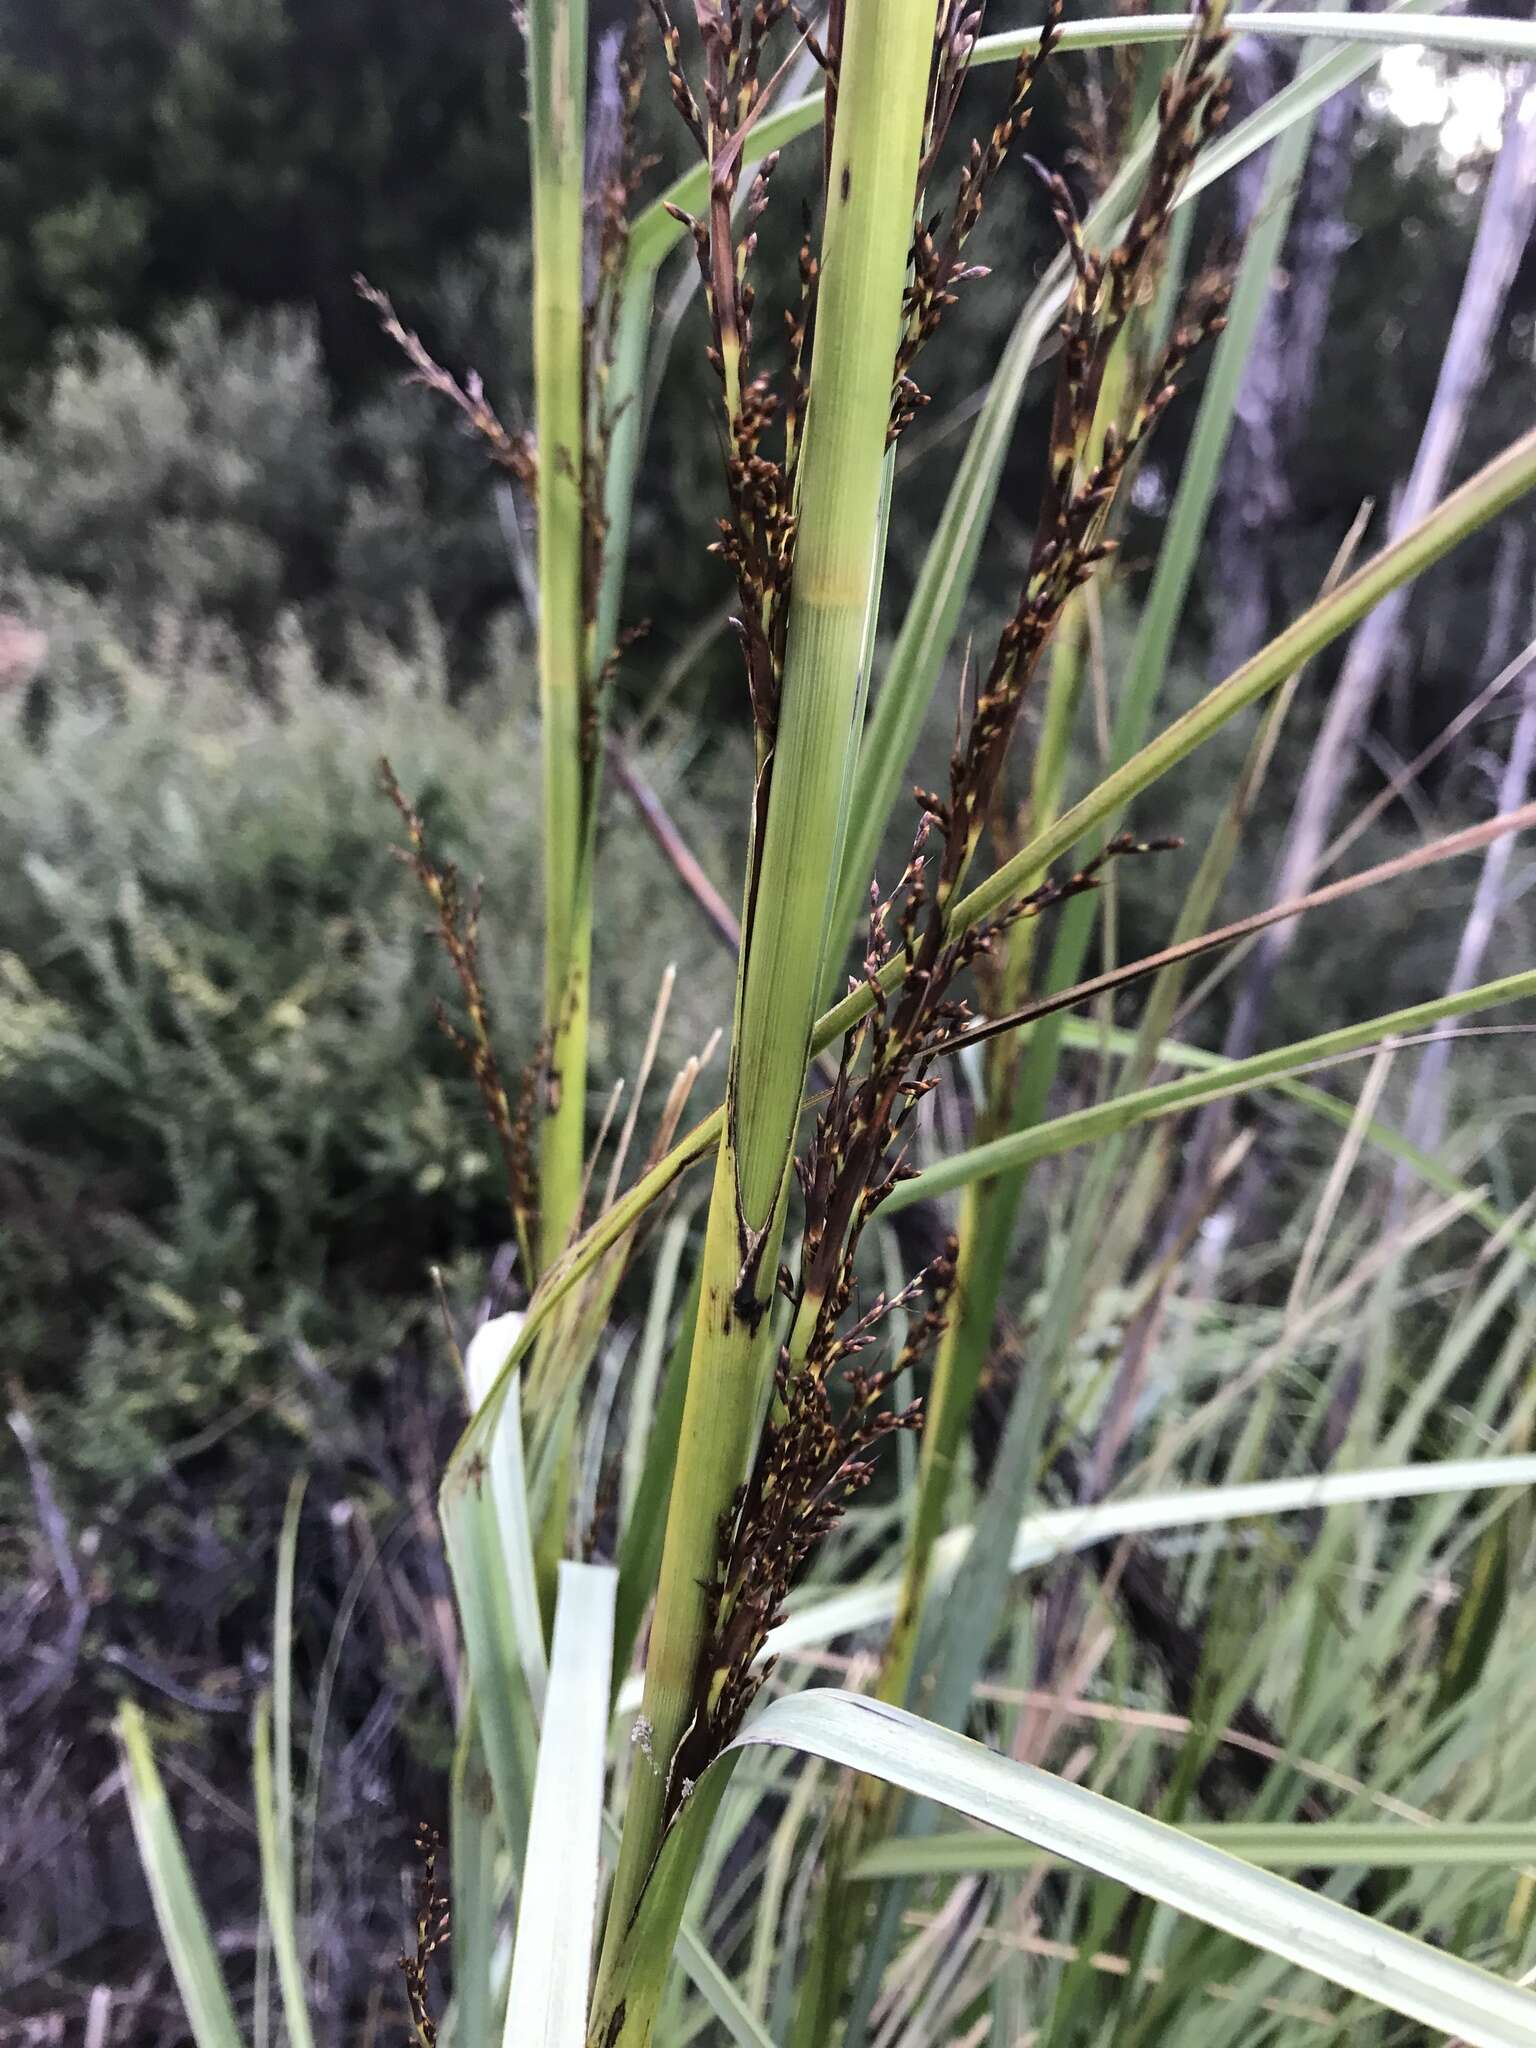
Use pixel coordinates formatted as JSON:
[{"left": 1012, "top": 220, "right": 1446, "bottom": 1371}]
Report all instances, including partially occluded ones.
[
  {"left": 0, "top": 607, "right": 734, "bottom": 1543},
  {"left": 0, "top": 0, "right": 528, "bottom": 392},
  {"left": 0, "top": 279, "right": 534, "bottom": 657},
  {"left": 0, "top": 305, "right": 339, "bottom": 641}
]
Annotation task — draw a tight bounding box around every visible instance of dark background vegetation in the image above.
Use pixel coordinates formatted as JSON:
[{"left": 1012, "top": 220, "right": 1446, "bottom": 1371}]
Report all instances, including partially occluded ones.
[{"left": 3, "top": 0, "right": 1533, "bottom": 2039}]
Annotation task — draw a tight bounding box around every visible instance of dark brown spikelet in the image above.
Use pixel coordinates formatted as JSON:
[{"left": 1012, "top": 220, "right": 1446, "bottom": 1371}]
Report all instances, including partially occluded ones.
[
  {"left": 364, "top": 24, "right": 652, "bottom": 789},
  {"left": 400, "top": 1823, "right": 450, "bottom": 2048},
  {"left": 381, "top": 761, "right": 541, "bottom": 1283},
  {"left": 355, "top": 277, "right": 538, "bottom": 496},
  {"left": 930, "top": 0, "right": 1232, "bottom": 873},
  {"left": 659, "top": 819, "right": 1175, "bottom": 1810},
  {"left": 645, "top": 0, "right": 825, "bottom": 760},
  {"left": 664, "top": 1239, "right": 955, "bottom": 1814},
  {"left": 892, "top": 0, "right": 1065, "bottom": 442}
]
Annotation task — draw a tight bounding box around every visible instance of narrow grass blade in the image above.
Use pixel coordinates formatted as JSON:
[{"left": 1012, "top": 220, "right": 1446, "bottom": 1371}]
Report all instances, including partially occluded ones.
[
  {"left": 527, "top": 0, "right": 592, "bottom": 1267},
  {"left": 253, "top": 1693, "right": 316, "bottom": 2048},
  {"left": 594, "top": 275, "right": 653, "bottom": 675},
  {"left": 448, "top": 1705, "right": 500, "bottom": 2048},
  {"left": 1053, "top": 1012, "right": 1536, "bottom": 1261},
  {"left": 116, "top": 1701, "right": 245, "bottom": 2048},
  {"left": 968, "top": 10, "right": 1536, "bottom": 63},
  {"left": 614, "top": 1256, "right": 702, "bottom": 1690},
  {"left": 729, "top": 1690, "right": 1536, "bottom": 2048},
  {"left": 619, "top": 1205, "right": 694, "bottom": 1537},
  {"left": 855, "top": 1822, "right": 1536, "bottom": 1880},
  {"left": 441, "top": 1493, "right": 536, "bottom": 1863},
  {"left": 624, "top": 1, "right": 1524, "bottom": 274},
  {"left": 505, "top": 1561, "right": 615, "bottom": 2048},
  {"left": 464, "top": 1313, "right": 548, "bottom": 1709},
  {"left": 268, "top": 1477, "right": 306, "bottom": 2025},
  {"left": 673, "top": 1928, "right": 778, "bottom": 2048},
  {"left": 609, "top": 1454, "right": 1536, "bottom": 1708},
  {"left": 889, "top": 967, "right": 1536, "bottom": 1207}
]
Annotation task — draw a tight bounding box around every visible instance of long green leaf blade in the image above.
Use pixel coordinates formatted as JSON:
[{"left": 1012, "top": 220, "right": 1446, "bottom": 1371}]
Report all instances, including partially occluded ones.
[
  {"left": 448, "top": 1705, "right": 501, "bottom": 2048},
  {"left": 465, "top": 1312, "right": 549, "bottom": 1709},
  {"left": 627, "top": 4, "right": 1536, "bottom": 273},
  {"left": 505, "top": 1561, "right": 615, "bottom": 2048},
  {"left": 117, "top": 1701, "right": 245, "bottom": 2048},
  {"left": 855, "top": 1821, "right": 1536, "bottom": 1880},
  {"left": 888, "top": 967, "right": 1536, "bottom": 1206},
  {"left": 440, "top": 1478, "right": 538, "bottom": 1866},
  {"left": 609, "top": 1452, "right": 1536, "bottom": 1692},
  {"left": 253, "top": 1693, "right": 316, "bottom": 2048},
  {"left": 258, "top": 1478, "right": 312, "bottom": 2048},
  {"left": 731, "top": 1690, "right": 1536, "bottom": 2048}
]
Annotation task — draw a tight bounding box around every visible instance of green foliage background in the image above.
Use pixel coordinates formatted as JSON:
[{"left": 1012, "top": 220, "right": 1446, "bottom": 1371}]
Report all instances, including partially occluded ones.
[{"left": 0, "top": 615, "right": 734, "bottom": 1531}]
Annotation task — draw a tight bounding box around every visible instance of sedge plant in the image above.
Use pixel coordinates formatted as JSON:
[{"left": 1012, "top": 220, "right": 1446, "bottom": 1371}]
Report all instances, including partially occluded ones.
[{"left": 114, "top": 4, "right": 1536, "bottom": 2047}]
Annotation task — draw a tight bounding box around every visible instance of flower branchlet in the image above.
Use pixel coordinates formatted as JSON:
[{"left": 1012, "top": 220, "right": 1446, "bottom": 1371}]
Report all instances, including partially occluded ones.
[
  {"left": 362, "top": 30, "right": 652, "bottom": 784},
  {"left": 892, "top": 0, "right": 1065, "bottom": 441},
  {"left": 400, "top": 1823, "right": 450, "bottom": 2048},
  {"left": 939, "top": 4, "right": 1232, "bottom": 892},
  {"left": 382, "top": 761, "right": 541, "bottom": 1282},
  {"left": 1029, "top": 2, "right": 1231, "bottom": 565},
  {"left": 662, "top": 819, "right": 1173, "bottom": 1813},
  {"left": 650, "top": 0, "right": 832, "bottom": 757},
  {"left": 355, "top": 277, "right": 538, "bottom": 495},
  {"left": 665, "top": 1240, "right": 953, "bottom": 1815}
]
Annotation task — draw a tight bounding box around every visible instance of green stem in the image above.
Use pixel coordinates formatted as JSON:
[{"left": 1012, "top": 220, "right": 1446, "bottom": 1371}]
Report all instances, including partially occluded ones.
[
  {"left": 529, "top": 0, "right": 592, "bottom": 1272},
  {"left": 590, "top": 2, "right": 942, "bottom": 2032}
]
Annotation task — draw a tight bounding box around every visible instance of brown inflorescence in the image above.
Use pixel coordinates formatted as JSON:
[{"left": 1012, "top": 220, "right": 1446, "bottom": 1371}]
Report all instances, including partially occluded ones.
[
  {"left": 399, "top": 1823, "right": 451, "bottom": 2048},
  {"left": 645, "top": 0, "right": 1231, "bottom": 1814},
  {"left": 892, "top": 0, "right": 1066, "bottom": 441},
  {"left": 381, "top": 761, "right": 542, "bottom": 1283},
  {"left": 651, "top": 0, "right": 830, "bottom": 758},
  {"left": 354, "top": 276, "right": 539, "bottom": 495},
  {"left": 363, "top": 26, "right": 653, "bottom": 779}
]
